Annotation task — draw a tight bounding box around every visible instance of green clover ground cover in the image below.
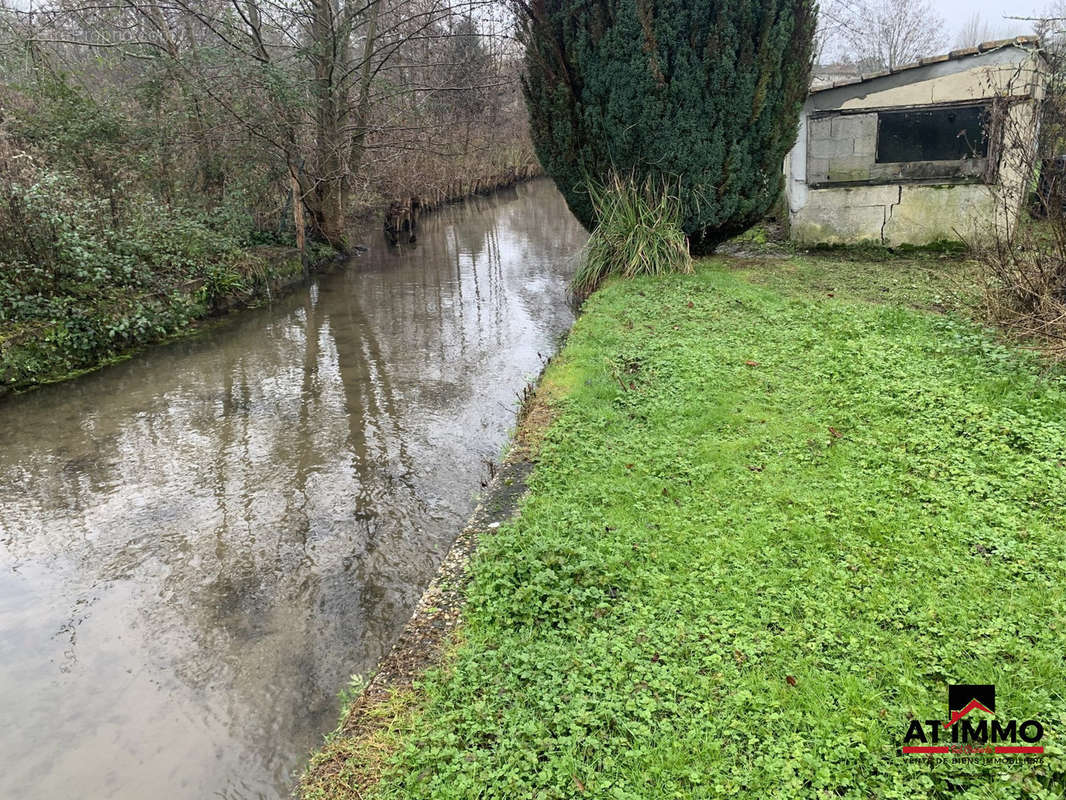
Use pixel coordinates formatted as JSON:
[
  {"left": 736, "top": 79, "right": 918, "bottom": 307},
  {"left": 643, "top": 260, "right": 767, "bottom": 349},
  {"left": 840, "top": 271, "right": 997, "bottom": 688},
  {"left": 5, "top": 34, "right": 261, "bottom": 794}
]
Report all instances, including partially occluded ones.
[{"left": 363, "top": 261, "right": 1066, "bottom": 798}]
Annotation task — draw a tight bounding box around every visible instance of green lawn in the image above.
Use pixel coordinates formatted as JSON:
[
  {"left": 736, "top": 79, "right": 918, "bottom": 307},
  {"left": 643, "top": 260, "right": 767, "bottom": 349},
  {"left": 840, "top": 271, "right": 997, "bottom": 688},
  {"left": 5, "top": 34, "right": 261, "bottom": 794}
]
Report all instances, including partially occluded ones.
[{"left": 306, "top": 257, "right": 1066, "bottom": 799}]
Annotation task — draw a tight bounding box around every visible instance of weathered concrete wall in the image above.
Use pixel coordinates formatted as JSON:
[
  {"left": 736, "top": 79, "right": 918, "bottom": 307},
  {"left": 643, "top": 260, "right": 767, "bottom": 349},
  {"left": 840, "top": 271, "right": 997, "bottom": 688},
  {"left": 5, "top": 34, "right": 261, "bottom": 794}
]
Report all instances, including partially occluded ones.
[
  {"left": 786, "top": 44, "right": 1045, "bottom": 246},
  {"left": 791, "top": 183, "right": 998, "bottom": 246}
]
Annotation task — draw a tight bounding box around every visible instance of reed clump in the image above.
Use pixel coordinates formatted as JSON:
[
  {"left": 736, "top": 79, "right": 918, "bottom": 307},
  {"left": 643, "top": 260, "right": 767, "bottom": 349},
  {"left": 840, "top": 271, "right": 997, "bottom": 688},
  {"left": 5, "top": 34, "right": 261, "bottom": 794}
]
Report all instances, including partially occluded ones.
[{"left": 571, "top": 172, "right": 693, "bottom": 296}]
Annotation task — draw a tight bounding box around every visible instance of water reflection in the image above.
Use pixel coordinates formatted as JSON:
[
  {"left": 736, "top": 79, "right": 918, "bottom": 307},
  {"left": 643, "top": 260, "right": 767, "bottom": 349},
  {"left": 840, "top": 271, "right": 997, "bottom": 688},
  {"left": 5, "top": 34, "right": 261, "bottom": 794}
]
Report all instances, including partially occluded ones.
[{"left": 0, "top": 180, "right": 586, "bottom": 799}]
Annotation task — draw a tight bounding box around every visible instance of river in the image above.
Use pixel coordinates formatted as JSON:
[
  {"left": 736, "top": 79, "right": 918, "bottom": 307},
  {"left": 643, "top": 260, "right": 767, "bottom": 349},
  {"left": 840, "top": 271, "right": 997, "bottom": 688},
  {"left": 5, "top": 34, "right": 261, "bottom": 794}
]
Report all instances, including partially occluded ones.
[{"left": 0, "top": 179, "right": 586, "bottom": 799}]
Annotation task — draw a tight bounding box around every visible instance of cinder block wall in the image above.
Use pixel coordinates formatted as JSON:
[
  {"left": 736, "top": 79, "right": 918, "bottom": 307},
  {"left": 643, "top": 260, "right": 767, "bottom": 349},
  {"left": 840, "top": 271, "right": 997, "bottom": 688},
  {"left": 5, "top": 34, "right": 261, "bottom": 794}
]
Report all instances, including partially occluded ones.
[{"left": 807, "top": 115, "right": 877, "bottom": 184}]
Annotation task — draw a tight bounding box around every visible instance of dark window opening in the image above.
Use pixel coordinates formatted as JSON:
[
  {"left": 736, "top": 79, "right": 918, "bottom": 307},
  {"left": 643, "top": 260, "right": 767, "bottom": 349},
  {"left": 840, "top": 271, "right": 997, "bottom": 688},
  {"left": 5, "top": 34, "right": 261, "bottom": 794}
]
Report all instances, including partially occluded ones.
[{"left": 876, "top": 106, "right": 988, "bottom": 163}]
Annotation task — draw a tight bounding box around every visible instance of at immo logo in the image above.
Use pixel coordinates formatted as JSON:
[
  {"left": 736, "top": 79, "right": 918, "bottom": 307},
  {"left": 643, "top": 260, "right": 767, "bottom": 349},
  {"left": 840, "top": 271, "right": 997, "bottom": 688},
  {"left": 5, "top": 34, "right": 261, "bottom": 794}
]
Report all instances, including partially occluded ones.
[{"left": 901, "top": 685, "right": 1045, "bottom": 755}]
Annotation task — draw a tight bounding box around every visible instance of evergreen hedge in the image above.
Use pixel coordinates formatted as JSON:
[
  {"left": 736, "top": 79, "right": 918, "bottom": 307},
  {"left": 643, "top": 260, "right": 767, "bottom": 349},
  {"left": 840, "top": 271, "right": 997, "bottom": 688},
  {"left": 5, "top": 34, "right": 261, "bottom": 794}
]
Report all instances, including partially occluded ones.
[{"left": 516, "top": 0, "right": 816, "bottom": 253}]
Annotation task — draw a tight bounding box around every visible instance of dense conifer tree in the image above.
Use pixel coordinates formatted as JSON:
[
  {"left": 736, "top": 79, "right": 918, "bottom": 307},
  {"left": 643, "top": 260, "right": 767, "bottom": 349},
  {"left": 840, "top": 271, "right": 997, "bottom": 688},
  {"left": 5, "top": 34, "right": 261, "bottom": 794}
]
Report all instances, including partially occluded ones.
[{"left": 516, "top": 0, "right": 816, "bottom": 253}]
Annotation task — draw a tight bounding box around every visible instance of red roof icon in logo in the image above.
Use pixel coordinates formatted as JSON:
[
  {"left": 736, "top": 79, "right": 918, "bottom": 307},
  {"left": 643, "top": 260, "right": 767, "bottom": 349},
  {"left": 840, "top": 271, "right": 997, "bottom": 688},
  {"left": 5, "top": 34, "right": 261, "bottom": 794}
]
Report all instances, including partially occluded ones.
[
  {"left": 945, "top": 684, "right": 996, "bottom": 729},
  {"left": 943, "top": 698, "right": 994, "bottom": 729}
]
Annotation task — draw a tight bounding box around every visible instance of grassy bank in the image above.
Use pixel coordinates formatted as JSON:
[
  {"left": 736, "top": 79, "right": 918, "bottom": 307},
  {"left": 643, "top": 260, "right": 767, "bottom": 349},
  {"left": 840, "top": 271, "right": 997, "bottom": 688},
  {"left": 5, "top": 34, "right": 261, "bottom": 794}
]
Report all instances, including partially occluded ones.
[{"left": 302, "top": 254, "right": 1066, "bottom": 799}]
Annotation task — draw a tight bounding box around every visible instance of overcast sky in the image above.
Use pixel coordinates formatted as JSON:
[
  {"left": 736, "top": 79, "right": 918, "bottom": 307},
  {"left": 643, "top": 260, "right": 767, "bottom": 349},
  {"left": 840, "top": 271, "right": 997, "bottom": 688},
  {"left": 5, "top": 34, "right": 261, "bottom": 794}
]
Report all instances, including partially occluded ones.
[
  {"left": 942, "top": 0, "right": 1040, "bottom": 32},
  {"left": 934, "top": 0, "right": 1044, "bottom": 41}
]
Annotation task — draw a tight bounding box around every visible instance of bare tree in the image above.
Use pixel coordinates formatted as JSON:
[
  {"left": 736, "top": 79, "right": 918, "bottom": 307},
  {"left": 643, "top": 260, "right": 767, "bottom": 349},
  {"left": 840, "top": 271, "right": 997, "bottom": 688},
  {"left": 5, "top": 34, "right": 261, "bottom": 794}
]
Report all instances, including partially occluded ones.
[
  {"left": 954, "top": 12, "right": 1028, "bottom": 49},
  {"left": 0, "top": 0, "right": 530, "bottom": 247},
  {"left": 813, "top": 0, "right": 850, "bottom": 64},
  {"left": 1027, "top": 3, "right": 1066, "bottom": 50},
  {"left": 838, "top": 0, "right": 947, "bottom": 71},
  {"left": 956, "top": 14, "right": 998, "bottom": 49}
]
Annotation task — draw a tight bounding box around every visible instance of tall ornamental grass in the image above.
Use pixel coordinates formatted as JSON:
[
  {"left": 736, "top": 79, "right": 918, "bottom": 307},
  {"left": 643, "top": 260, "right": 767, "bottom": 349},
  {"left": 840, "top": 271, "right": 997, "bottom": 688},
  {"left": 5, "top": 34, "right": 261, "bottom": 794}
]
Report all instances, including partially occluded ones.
[{"left": 572, "top": 173, "right": 693, "bottom": 296}]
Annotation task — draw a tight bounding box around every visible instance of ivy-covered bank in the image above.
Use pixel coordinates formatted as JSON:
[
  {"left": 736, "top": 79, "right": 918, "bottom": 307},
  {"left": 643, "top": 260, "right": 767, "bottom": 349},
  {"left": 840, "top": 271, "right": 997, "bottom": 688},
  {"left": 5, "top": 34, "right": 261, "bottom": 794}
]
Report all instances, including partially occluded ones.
[
  {"left": 0, "top": 223, "right": 336, "bottom": 395},
  {"left": 302, "top": 256, "right": 1066, "bottom": 800}
]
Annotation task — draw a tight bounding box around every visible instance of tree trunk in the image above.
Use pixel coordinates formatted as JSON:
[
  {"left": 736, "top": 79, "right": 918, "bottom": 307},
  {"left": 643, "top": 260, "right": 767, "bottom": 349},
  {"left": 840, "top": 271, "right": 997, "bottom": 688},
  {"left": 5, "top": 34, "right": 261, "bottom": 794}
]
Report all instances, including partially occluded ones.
[
  {"left": 309, "top": 0, "right": 347, "bottom": 246},
  {"left": 344, "top": 0, "right": 380, "bottom": 211}
]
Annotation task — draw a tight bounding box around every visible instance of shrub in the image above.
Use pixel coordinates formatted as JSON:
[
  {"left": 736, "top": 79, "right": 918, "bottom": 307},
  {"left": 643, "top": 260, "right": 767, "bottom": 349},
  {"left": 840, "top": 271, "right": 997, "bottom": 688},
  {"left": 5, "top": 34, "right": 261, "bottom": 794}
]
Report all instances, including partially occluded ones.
[
  {"left": 0, "top": 126, "right": 258, "bottom": 390},
  {"left": 572, "top": 172, "right": 693, "bottom": 296},
  {"left": 974, "top": 44, "right": 1066, "bottom": 357}
]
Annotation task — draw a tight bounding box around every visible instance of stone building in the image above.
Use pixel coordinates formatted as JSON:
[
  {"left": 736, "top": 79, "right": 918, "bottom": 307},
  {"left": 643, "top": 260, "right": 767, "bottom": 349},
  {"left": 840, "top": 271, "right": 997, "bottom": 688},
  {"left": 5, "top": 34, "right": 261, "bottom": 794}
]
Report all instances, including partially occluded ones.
[{"left": 785, "top": 37, "right": 1046, "bottom": 246}]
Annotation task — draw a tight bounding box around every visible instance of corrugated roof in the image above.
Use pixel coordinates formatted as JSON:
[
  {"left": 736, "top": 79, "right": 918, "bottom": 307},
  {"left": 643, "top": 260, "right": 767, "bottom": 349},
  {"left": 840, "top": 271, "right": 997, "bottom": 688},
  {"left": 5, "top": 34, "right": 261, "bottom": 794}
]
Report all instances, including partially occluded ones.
[{"left": 810, "top": 35, "right": 1042, "bottom": 94}]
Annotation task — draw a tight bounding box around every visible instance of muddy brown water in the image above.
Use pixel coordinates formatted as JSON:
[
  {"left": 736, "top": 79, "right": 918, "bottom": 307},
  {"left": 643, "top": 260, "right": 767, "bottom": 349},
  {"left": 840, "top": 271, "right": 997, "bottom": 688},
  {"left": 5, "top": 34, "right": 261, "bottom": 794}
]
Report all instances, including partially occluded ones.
[{"left": 0, "top": 180, "right": 586, "bottom": 799}]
